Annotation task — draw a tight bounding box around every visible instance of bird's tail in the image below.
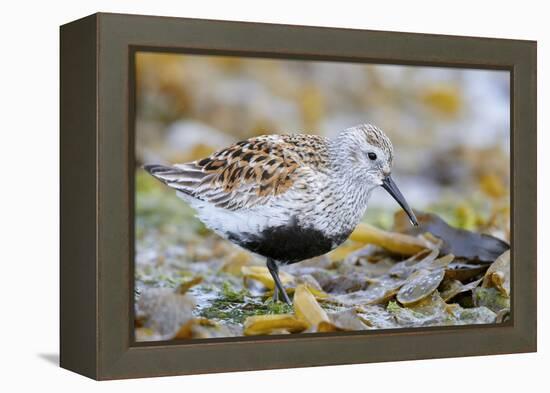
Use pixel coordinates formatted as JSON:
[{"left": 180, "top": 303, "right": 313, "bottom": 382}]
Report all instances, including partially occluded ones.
[{"left": 143, "top": 164, "right": 205, "bottom": 196}]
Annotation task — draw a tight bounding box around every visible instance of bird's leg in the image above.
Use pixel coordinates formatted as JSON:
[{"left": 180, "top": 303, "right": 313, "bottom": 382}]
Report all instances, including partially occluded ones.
[{"left": 266, "top": 258, "right": 291, "bottom": 304}]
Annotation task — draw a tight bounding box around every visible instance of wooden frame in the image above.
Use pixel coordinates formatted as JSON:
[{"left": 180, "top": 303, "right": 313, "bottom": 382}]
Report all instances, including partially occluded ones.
[{"left": 60, "top": 12, "right": 537, "bottom": 380}]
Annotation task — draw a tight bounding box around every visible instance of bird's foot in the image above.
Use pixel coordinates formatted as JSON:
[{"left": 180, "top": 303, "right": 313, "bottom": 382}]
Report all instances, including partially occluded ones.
[
  {"left": 271, "top": 287, "right": 292, "bottom": 304},
  {"left": 280, "top": 288, "right": 292, "bottom": 305},
  {"left": 267, "top": 258, "right": 292, "bottom": 305},
  {"left": 272, "top": 287, "right": 279, "bottom": 303}
]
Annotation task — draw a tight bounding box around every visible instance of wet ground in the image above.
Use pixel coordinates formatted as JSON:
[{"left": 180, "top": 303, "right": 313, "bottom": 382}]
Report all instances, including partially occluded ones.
[{"left": 134, "top": 171, "right": 510, "bottom": 342}]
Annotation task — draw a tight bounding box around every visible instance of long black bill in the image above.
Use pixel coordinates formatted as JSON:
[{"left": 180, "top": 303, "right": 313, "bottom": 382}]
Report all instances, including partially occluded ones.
[{"left": 381, "top": 175, "right": 419, "bottom": 226}]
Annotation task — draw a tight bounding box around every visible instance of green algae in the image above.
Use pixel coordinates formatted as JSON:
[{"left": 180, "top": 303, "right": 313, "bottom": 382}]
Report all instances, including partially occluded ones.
[
  {"left": 198, "top": 282, "right": 293, "bottom": 324},
  {"left": 474, "top": 287, "right": 510, "bottom": 313}
]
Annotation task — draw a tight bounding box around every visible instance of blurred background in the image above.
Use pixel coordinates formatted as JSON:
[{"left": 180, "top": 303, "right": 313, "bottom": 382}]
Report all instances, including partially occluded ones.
[
  {"left": 134, "top": 52, "right": 510, "bottom": 341},
  {"left": 135, "top": 52, "right": 510, "bottom": 237}
]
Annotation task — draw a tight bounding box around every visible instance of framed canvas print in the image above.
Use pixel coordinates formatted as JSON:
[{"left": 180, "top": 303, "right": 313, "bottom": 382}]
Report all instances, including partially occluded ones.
[{"left": 60, "top": 13, "right": 537, "bottom": 380}]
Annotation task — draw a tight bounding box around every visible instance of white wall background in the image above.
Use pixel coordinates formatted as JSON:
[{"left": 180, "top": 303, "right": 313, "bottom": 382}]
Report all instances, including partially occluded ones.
[{"left": 0, "top": 0, "right": 546, "bottom": 391}]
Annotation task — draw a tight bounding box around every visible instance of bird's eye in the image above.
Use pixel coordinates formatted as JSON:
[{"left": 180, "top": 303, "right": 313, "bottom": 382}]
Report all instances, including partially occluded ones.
[{"left": 368, "top": 152, "right": 377, "bottom": 160}]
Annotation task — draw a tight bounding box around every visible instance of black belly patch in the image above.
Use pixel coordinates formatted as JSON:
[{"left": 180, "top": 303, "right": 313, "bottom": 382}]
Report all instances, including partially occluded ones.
[{"left": 227, "top": 221, "right": 350, "bottom": 264}]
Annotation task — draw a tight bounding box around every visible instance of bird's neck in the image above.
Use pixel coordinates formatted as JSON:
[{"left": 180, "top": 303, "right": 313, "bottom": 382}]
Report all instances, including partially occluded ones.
[{"left": 314, "top": 139, "right": 378, "bottom": 236}]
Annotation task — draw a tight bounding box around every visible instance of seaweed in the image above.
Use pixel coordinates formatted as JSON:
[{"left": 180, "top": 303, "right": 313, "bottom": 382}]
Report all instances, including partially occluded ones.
[{"left": 198, "top": 282, "right": 292, "bottom": 324}]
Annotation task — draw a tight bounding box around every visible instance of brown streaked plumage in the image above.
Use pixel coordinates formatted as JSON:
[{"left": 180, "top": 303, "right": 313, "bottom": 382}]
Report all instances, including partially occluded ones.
[
  {"left": 147, "top": 134, "right": 330, "bottom": 210},
  {"left": 145, "top": 124, "right": 417, "bottom": 304}
]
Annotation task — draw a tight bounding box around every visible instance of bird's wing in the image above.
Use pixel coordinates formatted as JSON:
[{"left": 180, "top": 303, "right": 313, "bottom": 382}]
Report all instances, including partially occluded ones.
[{"left": 144, "top": 134, "right": 330, "bottom": 211}]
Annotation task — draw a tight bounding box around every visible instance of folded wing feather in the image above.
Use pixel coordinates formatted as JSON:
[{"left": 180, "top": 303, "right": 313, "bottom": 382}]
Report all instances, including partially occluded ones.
[{"left": 144, "top": 134, "right": 329, "bottom": 211}]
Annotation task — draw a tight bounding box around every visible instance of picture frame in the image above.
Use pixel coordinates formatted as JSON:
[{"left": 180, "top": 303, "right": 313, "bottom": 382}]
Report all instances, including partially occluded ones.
[{"left": 60, "top": 12, "right": 537, "bottom": 380}]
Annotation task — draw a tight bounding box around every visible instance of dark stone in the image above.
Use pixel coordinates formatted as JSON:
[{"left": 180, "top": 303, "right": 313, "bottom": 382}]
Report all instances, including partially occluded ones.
[{"left": 402, "top": 211, "right": 510, "bottom": 263}]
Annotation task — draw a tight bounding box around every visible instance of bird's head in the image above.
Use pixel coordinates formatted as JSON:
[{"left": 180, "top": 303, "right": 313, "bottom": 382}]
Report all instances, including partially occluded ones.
[{"left": 336, "top": 124, "right": 418, "bottom": 226}]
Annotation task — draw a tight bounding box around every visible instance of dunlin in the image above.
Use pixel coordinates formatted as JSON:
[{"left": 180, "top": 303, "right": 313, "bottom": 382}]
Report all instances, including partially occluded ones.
[{"left": 145, "top": 124, "right": 418, "bottom": 304}]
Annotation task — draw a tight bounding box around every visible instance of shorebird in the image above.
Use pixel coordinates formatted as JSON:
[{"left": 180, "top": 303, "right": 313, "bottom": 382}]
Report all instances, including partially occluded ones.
[{"left": 145, "top": 124, "right": 418, "bottom": 304}]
